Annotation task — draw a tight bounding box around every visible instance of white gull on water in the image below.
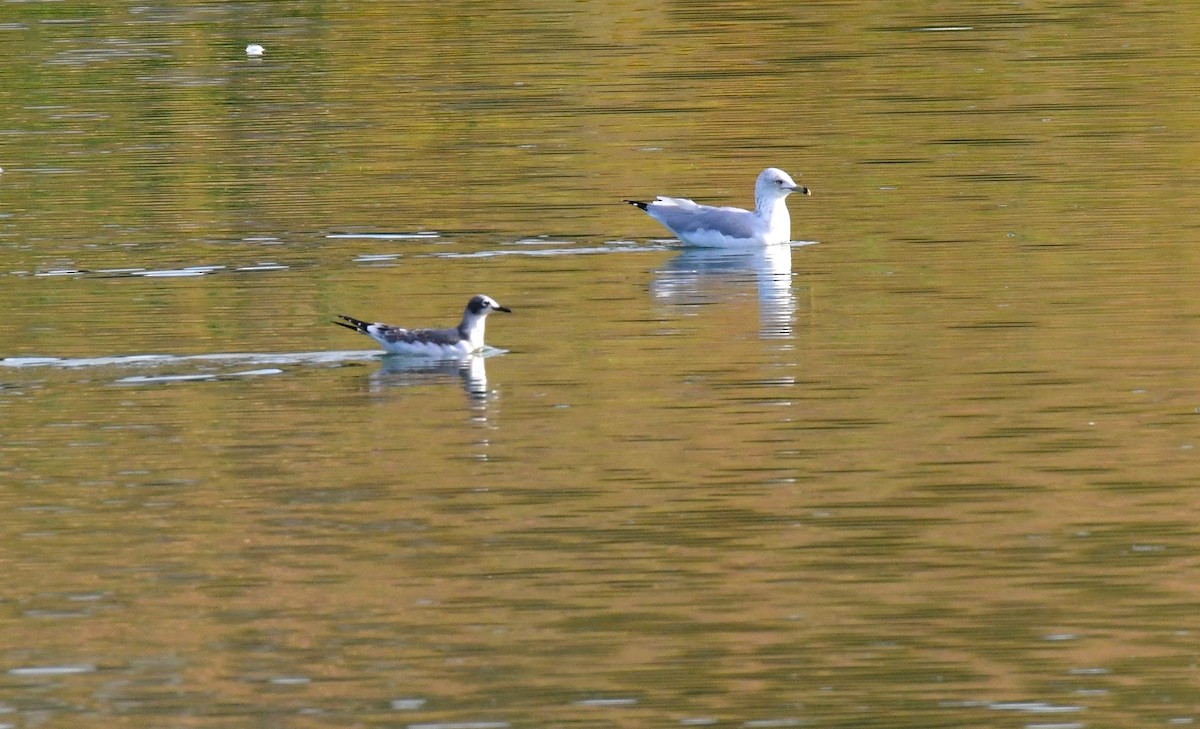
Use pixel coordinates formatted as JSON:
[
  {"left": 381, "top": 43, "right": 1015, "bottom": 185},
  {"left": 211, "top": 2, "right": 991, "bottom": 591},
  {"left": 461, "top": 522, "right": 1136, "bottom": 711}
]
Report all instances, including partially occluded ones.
[
  {"left": 625, "top": 167, "right": 810, "bottom": 247},
  {"left": 334, "top": 294, "right": 510, "bottom": 357}
]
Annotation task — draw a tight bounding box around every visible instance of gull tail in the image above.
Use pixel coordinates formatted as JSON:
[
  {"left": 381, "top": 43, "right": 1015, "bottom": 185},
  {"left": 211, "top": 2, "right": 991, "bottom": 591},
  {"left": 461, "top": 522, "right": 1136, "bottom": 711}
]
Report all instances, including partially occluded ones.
[
  {"left": 623, "top": 199, "right": 649, "bottom": 211},
  {"left": 333, "top": 314, "right": 371, "bottom": 333}
]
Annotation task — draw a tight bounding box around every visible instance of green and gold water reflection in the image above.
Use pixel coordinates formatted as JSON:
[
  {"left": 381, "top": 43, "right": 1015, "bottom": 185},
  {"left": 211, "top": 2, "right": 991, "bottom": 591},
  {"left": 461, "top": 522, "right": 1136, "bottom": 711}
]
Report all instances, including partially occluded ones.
[{"left": 1, "top": 2, "right": 1198, "bottom": 727}]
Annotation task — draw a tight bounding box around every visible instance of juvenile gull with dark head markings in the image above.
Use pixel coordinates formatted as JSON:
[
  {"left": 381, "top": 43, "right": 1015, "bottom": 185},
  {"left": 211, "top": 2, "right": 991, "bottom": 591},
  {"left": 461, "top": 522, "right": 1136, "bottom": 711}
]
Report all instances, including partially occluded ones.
[
  {"left": 625, "top": 167, "right": 810, "bottom": 247},
  {"left": 334, "top": 294, "right": 511, "bottom": 357}
]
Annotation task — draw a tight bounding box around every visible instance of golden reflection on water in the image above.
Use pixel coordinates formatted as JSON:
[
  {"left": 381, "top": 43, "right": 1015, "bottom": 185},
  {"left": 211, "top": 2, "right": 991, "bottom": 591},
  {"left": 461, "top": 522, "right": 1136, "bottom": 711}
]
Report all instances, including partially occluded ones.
[{"left": 1, "top": 1, "right": 1199, "bottom": 727}]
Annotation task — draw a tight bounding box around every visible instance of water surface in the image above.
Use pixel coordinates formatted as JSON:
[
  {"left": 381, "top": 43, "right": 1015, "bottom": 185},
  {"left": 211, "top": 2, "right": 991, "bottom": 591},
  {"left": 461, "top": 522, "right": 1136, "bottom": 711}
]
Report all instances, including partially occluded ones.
[{"left": 1, "top": 2, "right": 1198, "bottom": 728}]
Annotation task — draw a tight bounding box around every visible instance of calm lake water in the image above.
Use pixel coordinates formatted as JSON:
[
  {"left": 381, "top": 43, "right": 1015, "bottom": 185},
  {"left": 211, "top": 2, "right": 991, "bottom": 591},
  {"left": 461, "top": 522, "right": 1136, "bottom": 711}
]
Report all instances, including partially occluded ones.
[{"left": 1, "top": 2, "right": 1199, "bottom": 727}]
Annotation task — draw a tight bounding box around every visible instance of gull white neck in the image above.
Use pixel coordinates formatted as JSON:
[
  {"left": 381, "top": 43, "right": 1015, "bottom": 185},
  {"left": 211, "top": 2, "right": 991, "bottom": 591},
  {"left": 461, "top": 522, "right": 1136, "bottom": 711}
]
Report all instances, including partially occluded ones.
[{"left": 756, "top": 194, "right": 792, "bottom": 245}]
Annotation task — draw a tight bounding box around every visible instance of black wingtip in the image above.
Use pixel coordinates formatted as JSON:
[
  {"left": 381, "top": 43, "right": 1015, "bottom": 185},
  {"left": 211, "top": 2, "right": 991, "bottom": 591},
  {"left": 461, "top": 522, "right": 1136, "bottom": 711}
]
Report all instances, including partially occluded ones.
[{"left": 623, "top": 199, "right": 649, "bottom": 211}]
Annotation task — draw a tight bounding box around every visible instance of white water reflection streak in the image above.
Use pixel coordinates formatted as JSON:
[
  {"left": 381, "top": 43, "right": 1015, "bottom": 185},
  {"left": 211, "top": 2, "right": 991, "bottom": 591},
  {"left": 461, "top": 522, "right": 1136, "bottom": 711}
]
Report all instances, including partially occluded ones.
[{"left": 651, "top": 242, "right": 807, "bottom": 339}]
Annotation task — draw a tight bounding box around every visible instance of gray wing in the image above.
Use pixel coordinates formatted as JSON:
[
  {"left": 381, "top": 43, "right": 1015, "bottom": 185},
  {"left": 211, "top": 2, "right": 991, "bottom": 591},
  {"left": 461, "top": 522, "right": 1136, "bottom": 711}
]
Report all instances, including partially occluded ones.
[
  {"left": 646, "top": 198, "right": 758, "bottom": 239},
  {"left": 336, "top": 315, "right": 465, "bottom": 347},
  {"left": 379, "top": 325, "right": 463, "bottom": 346}
]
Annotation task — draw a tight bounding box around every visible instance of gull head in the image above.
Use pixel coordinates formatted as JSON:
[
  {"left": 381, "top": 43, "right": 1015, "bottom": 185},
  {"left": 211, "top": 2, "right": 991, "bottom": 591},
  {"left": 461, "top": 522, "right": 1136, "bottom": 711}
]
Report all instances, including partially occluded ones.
[
  {"left": 466, "top": 294, "right": 512, "bottom": 318},
  {"left": 757, "top": 167, "right": 810, "bottom": 199}
]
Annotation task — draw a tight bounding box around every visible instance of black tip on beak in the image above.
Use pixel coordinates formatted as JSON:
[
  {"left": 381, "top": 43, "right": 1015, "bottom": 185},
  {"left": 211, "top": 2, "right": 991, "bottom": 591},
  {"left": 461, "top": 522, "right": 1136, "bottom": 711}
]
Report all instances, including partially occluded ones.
[
  {"left": 496, "top": 305, "right": 512, "bottom": 313},
  {"left": 799, "top": 186, "right": 811, "bottom": 196}
]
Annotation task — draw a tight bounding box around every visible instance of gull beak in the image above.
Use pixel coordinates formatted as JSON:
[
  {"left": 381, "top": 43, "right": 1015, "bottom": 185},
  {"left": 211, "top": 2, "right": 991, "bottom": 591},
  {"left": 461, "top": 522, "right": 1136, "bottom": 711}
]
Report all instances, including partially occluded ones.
[
  {"left": 495, "top": 305, "right": 512, "bottom": 313},
  {"left": 798, "top": 186, "right": 811, "bottom": 196}
]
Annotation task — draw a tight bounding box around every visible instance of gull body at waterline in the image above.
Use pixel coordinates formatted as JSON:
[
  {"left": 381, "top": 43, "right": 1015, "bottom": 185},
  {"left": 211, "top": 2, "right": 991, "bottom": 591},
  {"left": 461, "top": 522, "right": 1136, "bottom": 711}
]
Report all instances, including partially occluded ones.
[
  {"left": 334, "top": 294, "right": 510, "bottom": 357},
  {"left": 625, "top": 167, "right": 810, "bottom": 247}
]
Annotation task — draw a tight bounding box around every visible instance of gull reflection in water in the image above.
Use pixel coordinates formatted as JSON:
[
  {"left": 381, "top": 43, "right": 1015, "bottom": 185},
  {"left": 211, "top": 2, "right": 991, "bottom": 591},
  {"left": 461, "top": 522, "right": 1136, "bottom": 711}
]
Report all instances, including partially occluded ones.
[
  {"left": 369, "top": 353, "right": 493, "bottom": 405},
  {"left": 367, "top": 355, "right": 497, "bottom": 458},
  {"left": 651, "top": 242, "right": 800, "bottom": 338}
]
